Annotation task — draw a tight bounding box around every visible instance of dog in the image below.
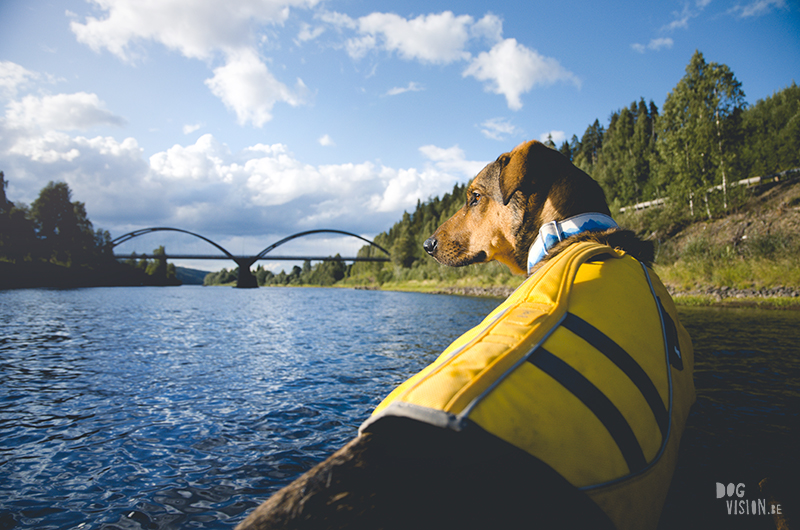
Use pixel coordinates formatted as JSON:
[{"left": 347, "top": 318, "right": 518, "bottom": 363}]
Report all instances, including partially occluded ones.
[
  {"left": 236, "top": 140, "right": 693, "bottom": 530},
  {"left": 421, "top": 139, "right": 653, "bottom": 275}
]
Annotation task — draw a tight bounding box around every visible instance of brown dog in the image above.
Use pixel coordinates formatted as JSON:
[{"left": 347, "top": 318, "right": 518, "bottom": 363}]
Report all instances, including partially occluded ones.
[
  {"left": 236, "top": 140, "right": 659, "bottom": 530},
  {"left": 422, "top": 139, "right": 652, "bottom": 274}
]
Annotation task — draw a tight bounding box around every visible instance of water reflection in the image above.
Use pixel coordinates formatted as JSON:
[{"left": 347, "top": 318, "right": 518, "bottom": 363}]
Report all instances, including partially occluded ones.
[
  {"left": 1, "top": 289, "right": 797, "bottom": 529},
  {"left": 660, "top": 306, "right": 800, "bottom": 530}
]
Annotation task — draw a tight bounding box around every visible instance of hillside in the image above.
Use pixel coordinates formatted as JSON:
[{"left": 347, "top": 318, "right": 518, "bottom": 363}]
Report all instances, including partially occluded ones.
[
  {"left": 353, "top": 175, "right": 800, "bottom": 309},
  {"left": 175, "top": 266, "right": 209, "bottom": 285},
  {"left": 644, "top": 175, "right": 800, "bottom": 302}
]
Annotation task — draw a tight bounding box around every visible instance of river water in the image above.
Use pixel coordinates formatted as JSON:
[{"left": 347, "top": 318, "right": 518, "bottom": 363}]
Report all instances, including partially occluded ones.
[{"left": 1, "top": 287, "right": 798, "bottom": 529}]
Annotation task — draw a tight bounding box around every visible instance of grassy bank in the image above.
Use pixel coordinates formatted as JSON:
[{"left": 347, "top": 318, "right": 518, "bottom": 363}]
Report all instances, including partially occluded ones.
[{"left": 354, "top": 179, "right": 800, "bottom": 310}]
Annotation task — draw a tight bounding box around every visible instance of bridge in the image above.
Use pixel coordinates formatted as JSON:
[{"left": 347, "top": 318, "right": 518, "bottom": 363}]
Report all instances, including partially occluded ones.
[{"left": 111, "top": 228, "right": 391, "bottom": 288}]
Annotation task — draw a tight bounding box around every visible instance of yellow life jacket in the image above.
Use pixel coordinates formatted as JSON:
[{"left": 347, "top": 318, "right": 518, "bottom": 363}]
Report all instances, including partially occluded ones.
[{"left": 360, "top": 241, "right": 695, "bottom": 530}]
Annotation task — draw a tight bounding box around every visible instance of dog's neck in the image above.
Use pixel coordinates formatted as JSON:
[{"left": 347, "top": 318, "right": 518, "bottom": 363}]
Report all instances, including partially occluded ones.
[{"left": 526, "top": 213, "right": 618, "bottom": 274}]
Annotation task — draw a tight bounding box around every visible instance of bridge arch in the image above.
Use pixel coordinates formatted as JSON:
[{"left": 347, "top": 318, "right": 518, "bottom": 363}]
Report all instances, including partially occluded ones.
[
  {"left": 255, "top": 229, "right": 390, "bottom": 260},
  {"left": 111, "top": 227, "right": 390, "bottom": 288},
  {"left": 111, "top": 227, "right": 236, "bottom": 259}
]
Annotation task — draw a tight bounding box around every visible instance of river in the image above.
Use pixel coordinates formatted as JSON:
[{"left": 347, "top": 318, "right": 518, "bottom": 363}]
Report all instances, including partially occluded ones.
[{"left": 1, "top": 286, "right": 798, "bottom": 529}]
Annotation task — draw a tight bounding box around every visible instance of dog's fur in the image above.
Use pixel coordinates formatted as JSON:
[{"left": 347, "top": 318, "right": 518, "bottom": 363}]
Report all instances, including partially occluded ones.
[
  {"left": 422, "top": 139, "right": 653, "bottom": 274},
  {"left": 235, "top": 140, "right": 652, "bottom": 530}
]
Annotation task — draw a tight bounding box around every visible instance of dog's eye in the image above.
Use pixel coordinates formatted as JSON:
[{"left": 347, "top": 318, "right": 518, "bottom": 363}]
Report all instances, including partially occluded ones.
[{"left": 469, "top": 192, "right": 481, "bottom": 206}]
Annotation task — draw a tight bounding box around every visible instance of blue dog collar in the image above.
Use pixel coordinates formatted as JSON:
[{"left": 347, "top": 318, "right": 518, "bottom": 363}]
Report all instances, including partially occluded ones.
[{"left": 527, "top": 213, "right": 618, "bottom": 274}]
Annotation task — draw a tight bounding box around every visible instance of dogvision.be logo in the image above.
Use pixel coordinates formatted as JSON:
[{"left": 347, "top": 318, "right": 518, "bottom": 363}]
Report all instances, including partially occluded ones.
[{"left": 716, "top": 482, "right": 782, "bottom": 516}]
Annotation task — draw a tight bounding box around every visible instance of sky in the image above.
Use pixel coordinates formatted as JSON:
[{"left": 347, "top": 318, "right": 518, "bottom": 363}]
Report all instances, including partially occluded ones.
[{"left": 1, "top": 0, "right": 798, "bottom": 271}]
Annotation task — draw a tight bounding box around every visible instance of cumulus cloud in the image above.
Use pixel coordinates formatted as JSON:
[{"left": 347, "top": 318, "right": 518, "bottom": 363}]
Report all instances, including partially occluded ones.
[
  {"left": 470, "top": 13, "right": 504, "bottom": 44},
  {"left": 333, "top": 11, "right": 503, "bottom": 65},
  {"left": 70, "top": 0, "right": 319, "bottom": 61},
  {"left": 384, "top": 82, "right": 424, "bottom": 96},
  {"left": 463, "top": 39, "right": 580, "bottom": 110},
  {"left": 0, "top": 127, "right": 155, "bottom": 224},
  {"left": 0, "top": 61, "right": 38, "bottom": 98},
  {"left": 323, "top": 10, "right": 576, "bottom": 109},
  {"left": 346, "top": 11, "right": 474, "bottom": 64},
  {"left": 318, "top": 134, "right": 335, "bottom": 146},
  {"left": 1, "top": 86, "right": 483, "bottom": 237},
  {"left": 204, "top": 49, "right": 307, "bottom": 127},
  {"left": 479, "top": 117, "right": 521, "bottom": 141},
  {"left": 70, "top": 0, "right": 318, "bottom": 126},
  {"left": 4, "top": 92, "right": 126, "bottom": 131}
]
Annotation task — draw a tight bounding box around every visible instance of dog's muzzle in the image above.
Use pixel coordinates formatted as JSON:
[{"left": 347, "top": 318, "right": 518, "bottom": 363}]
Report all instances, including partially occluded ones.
[{"left": 423, "top": 237, "right": 437, "bottom": 255}]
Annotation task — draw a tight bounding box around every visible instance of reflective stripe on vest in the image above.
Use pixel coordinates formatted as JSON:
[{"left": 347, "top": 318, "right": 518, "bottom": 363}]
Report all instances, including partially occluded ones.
[{"left": 361, "top": 241, "right": 695, "bottom": 494}]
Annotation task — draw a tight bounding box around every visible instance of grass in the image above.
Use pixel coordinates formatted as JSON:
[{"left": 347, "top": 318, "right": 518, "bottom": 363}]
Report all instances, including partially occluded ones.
[
  {"left": 671, "top": 295, "right": 800, "bottom": 310},
  {"left": 655, "top": 257, "right": 800, "bottom": 292},
  {"left": 648, "top": 223, "right": 800, "bottom": 291}
]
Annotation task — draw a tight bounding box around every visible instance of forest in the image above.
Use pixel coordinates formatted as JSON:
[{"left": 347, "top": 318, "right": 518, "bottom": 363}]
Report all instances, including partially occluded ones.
[
  {"left": 205, "top": 51, "right": 799, "bottom": 290},
  {"left": 0, "top": 178, "right": 179, "bottom": 288},
  {"left": 3, "top": 51, "right": 798, "bottom": 290}
]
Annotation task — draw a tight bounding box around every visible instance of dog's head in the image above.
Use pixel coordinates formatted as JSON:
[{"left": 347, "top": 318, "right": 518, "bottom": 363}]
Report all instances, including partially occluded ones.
[{"left": 423, "top": 139, "right": 611, "bottom": 275}]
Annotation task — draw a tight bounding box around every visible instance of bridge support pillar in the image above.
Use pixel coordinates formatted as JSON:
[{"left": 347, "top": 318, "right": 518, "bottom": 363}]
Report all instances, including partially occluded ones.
[{"left": 235, "top": 259, "right": 258, "bottom": 288}]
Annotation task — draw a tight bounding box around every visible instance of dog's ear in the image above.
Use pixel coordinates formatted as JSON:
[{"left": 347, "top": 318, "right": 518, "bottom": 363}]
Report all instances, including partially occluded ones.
[{"left": 499, "top": 140, "right": 565, "bottom": 205}]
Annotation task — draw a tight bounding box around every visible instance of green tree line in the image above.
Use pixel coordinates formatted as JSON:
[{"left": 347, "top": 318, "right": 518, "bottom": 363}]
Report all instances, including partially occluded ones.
[
  {"left": 344, "top": 51, "right": 799, "bottom": 289},
  {"left": 207, "top": 51, "right": 797, "bottom": 288},
  {"left": 204, "top": 257, "right": 347, "bottom": 286},
  {"left": 0, "top": 177, "right": 179, "bottom": 288}
]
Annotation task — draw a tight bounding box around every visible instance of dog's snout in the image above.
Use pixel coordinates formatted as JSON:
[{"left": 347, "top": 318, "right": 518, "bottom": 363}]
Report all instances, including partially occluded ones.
[{"left": 423, "top": 236, "right": 438, "bottom": 255}]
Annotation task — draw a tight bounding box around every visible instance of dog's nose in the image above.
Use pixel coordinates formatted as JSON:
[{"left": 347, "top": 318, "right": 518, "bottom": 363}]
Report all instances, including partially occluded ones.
[{"left": 423, "top": 237, "right": 437, "bottom": 255}]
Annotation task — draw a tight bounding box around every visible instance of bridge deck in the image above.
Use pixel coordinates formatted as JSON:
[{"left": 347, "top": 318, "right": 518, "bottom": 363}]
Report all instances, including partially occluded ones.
[{"left": 113, "top": 254, "right": 389, "bottom": 262}]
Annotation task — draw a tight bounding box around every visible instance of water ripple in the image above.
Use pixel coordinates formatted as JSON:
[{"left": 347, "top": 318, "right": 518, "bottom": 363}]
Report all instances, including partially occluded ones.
[
  {"left": 0, "top": 287, "right": 500, "bottom": 529},
  {"left": 2, "top": 289, "right": 798, "bottom": 529}
]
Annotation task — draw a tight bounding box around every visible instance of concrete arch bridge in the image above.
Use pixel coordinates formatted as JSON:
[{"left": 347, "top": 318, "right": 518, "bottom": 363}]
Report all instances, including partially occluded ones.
[{"left": 111, "top": 228, "right": 390, "bottom": 288}]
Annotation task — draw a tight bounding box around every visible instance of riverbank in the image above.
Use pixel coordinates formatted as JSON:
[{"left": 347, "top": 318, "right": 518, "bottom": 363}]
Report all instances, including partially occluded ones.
[
  {"left": 378, "top": 179, "right": 800, "bottom": 309},
  {"left": 372, "top": 281, "right": 800, "bottom": 310},
  {"left": 0, "top": 259, "right": 181, "bottom": 289}
]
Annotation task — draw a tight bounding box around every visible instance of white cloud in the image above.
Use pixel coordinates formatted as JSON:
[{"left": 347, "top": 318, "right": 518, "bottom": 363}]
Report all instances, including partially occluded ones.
[
  {"left": 349, "top": 11, "right": 474, "bottom": 64},
  {"left": 70, "top": 0, "right": 318, "bottom": 126},
  {"left": 318, "top": 134, "right": 335, "bottom": 146},
  {"left": 419, "top": 144, "right": 486, "bottom": 177},
  {"left": 0, "top": 69, "right": 483, "bottom": 239},
  {"left": 479, "top": 117, "right": 521, "bottom": 141},
  {"left": 385, "top": 82, "right": 424, "bottom": 96},
  {"left": 0, "top": 61, "right": 38, "bottom": 98},
  {"left": 70, "top": 0, "right": 319, "bottom": 61},
  {"left": 325, "top": 10, "right": 576, "bottom": 109},
  {"left": 470, "top": 14, "right": 503, "bottom": 44},
  {"left": 663, "top": 3, "right": 695, "bottom": 31},
  {"left": 318, "top": 11, "right": 358, "bottom": 30},
  {"left": 204, "top": 49, "right": 307, "bottom": 127},
  {"left": 631, "top": 37, "right": 674, "bottom": 53},
  {"left": 729, "top": 0, "right": 787, "bottom": 17},
  {"left": 539, "top": 130, "right": 566, "bottom": 145},
  {"left": 5, "top": 92, "right": 125, "bottom": 131},
  {"left": 463, "top": 39, "right": 580, "bottom": 111},
  {"left": 297, "top": 22, "right": 325, "bottom": 42},
  {"left": 183, "top": 123, "right": 203, "bottom": 134}
]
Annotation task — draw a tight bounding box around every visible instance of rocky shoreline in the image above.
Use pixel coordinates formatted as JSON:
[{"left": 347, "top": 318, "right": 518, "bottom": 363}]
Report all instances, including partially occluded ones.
[
  {"left": 429, "top": 285, "right": 517, "bottom": 298},
  {"left": 665, "top": 285, "right": 800, "bottom": 301},
  {"left": 429, "top": 284, "right": 800, "bottom": 305}
]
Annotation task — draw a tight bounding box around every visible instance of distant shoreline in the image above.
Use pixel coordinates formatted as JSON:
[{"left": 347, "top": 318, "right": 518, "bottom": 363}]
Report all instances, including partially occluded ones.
[{"left": 352, "top": 281, "right": 800, "bottom": 310}]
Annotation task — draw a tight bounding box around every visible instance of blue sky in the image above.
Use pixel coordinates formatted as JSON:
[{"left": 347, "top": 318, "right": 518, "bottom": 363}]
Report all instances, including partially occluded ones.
[{"left": 1, "top": 0, "right": 798, "bottom": 270}]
